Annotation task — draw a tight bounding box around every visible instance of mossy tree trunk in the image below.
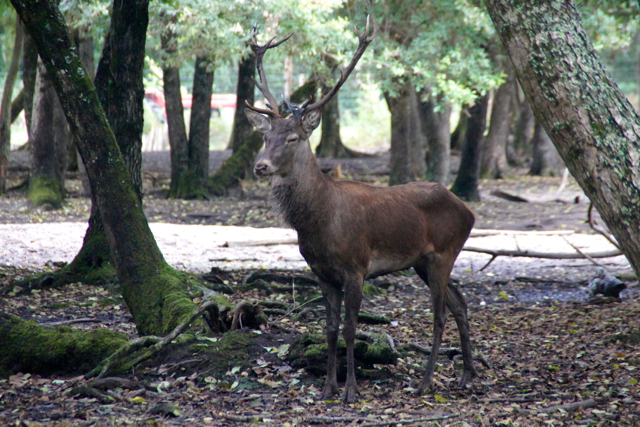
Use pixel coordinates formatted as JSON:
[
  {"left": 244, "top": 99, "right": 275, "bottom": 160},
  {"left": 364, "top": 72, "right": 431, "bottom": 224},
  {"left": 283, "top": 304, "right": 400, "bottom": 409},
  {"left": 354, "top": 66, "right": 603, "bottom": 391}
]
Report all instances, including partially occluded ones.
[
  {"left": 419, "top": 90, "right": 452, "bottom": 184},
  {"left": 450, "top": 93, "right": 489, "bottom": 201},
  {"left": 11, "top": 0, "right": 196, "bottom": 336},
  {"left": 0, "top": 16, "right": 23, "bottom": 194},
  {"left": 29, "top": 59, "right": 67, "bottom": 208},
  {"left": 485, "top": 0, "right": 640, "bottom": 276}
]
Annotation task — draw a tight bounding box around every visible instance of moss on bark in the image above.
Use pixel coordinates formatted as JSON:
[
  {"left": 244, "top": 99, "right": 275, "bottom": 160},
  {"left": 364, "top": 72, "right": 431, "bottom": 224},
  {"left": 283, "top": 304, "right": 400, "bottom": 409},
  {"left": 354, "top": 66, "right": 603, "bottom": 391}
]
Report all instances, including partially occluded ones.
[
  {"left": 28, "top": 175, "right": 65, "bottom": 209},
  {"left": 0, "top": 314, "right": 128, "bottom": 377}
]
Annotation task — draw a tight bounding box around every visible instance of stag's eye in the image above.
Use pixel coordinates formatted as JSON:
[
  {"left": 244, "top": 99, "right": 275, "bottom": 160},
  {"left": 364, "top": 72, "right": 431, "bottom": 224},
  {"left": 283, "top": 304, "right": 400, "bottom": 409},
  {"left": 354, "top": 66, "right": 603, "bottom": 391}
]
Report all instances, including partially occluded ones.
[{"left": 285, "top": 134, "right": 299, "bottom": 145}]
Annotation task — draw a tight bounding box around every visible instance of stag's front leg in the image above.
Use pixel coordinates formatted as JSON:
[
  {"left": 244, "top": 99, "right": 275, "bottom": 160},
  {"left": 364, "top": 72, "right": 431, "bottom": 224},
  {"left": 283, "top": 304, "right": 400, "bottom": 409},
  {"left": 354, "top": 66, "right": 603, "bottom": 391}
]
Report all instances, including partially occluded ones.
[
  {"left": 342, "top": 276, "right": 363, "bottom": 403},
  {"left": 320, "top": 283, "right": 342, "bottom": 400}
]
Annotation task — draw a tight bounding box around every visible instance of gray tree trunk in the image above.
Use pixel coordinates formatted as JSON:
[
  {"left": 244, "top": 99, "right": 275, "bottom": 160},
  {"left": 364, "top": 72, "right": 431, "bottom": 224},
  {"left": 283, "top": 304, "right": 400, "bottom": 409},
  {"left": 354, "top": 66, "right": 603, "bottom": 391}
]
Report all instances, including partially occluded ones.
[
  {"left": 481, "top": 67, "right": 515, "bottom": 179},
  {"left": 29, "top": 59, "right": 67, "bottom": 208},
  {"left": 508, "top": 93, "right": 534, "bottom": 166},
  {"left": 450, "top": 93, "right": 489, "bottom": 201},
  {"left": 419, "top": 90, "right": 451, "bottom": 184},
  {"left": 485, "top": 0, "right": 640, "bottom": 276},
  {"left": 385, "top": 80, "right": 426, "bottom": 186},
  {"left": 228, "top": 52, "right": 256, "bottom": 153},
  {"left": 0, "top": 18, "right": 23, "bottom": 193},
  {"left": 529, "top": 120, "right": 564, "bottom": 176}
]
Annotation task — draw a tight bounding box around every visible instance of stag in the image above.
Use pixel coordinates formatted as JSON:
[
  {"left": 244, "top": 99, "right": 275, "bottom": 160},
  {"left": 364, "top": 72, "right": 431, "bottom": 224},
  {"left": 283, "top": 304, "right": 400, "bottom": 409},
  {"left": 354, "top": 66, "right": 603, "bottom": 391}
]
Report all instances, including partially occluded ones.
[{"left": 245, "top": 18, "right": 476, "bottom": 403}]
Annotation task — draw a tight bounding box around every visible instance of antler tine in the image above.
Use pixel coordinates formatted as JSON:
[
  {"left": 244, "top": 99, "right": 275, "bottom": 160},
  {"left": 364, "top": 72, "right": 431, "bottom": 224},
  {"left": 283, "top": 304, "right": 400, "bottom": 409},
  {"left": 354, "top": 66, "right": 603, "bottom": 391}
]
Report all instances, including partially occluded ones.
[
  {"left": 304, "top": 16, "right": 377, "bottom": 113},
  {"left": 249, "top": 27, "right": 294, "bottom": 118}
]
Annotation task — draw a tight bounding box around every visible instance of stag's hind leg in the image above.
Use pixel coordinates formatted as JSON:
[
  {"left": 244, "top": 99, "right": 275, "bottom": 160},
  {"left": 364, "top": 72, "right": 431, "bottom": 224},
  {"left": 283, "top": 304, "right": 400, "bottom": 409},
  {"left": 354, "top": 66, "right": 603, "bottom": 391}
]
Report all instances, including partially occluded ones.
[
  {"left": 414, "top": 259, "right": 449, "bottom": 394},
  {"left": 446, "top": 284, "right": 477, "bottom": 386}
]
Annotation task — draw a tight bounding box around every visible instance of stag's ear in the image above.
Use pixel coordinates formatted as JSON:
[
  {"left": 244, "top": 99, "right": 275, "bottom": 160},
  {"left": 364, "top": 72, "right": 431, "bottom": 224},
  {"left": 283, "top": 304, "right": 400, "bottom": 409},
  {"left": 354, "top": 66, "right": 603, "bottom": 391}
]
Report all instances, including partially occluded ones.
[
  {"left": 302, "top": 110, "right": 321, "bottom": 133},
  {"left": 245, "top": 109, "right": 272, "bottom": 132}
]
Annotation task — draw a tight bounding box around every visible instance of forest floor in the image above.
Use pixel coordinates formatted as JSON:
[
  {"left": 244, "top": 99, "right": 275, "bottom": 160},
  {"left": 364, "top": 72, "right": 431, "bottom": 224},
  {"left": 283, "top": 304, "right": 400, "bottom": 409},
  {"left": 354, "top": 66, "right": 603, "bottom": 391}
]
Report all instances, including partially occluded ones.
[{"left": 0, "top": 150, "right": 639, "bottom": 426}]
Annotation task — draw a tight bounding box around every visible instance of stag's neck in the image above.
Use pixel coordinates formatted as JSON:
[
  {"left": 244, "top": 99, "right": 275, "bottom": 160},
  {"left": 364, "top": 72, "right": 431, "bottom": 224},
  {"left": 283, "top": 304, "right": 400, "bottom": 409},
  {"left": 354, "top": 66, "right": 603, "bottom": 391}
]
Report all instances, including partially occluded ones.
[{"left": 271, "top": 144, "right": 332, "bottom": 234}]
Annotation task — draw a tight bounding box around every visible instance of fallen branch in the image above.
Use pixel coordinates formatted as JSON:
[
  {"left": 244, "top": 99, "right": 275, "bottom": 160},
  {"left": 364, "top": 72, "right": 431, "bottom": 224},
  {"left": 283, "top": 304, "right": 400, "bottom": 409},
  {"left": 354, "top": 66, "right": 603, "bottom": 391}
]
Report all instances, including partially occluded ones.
[
  {"left": 218, "top": 229, "right": 577, "bottom": 248},
  {"left": 42, "top": 318, "right": 102, "bottom": 327},
  {"left": 561, "top": 235, "right": 607, "bottom": 268},
  {"left": 516, "top": 397, "right": 610, "bottom": 416},
  {"left": 464, "top": 245, "right": 623, "bottom": 271},
  {"left": 86, "top": 300, "right": 217, "bottom": 379},
  {"left": 588, "top": 202, "right": 621, "bottom": 250},
  {"left": 357, "top": 414, "right": 459, "bottom": 426}
]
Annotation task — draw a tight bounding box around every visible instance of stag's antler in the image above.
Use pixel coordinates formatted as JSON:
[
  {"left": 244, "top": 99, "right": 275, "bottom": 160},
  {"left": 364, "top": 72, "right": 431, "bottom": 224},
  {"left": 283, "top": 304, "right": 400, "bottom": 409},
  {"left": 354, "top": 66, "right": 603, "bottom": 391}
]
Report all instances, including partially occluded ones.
[
  {"left": 245, "top": 25, "right": 293, "bottom": 118},
  {"left": 246, "top": 16, "right": 377, "bottom": 119},
  {"left": 303, "top": 15, "right": 377, "bottom": 114}
]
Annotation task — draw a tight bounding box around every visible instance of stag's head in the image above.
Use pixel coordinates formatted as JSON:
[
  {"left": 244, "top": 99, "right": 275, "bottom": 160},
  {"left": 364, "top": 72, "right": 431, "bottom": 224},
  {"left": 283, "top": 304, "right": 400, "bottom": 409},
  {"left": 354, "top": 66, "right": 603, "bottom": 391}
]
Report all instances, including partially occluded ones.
[{"left": 246, "top": 17, "right": 376, "bottom": 177}]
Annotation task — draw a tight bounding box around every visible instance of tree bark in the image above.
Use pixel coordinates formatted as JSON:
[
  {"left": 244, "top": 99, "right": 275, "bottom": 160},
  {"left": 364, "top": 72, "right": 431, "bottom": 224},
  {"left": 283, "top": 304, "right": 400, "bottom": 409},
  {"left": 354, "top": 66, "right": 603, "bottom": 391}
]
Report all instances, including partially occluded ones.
[
  {"left": 185, "top": 55, "right": 214, "bottom": 198},
  {"left": 450, "top": 107, "right": 467, "bottom": 151},
  {"left": 485, "top": 0, "right": 640, "bottom": 276},
  {"left": 481, "top": 67, "right": 515, "bottom": 179},
  {"left": 69, "top": 26, "right": 94, "bottom": 174},
  {"left": 529, "top": 120, "right": 564, "bottom": 176},
  {"left": 508, "top": 92, "right": 534, "bottom": 166},
  {"left": 29, "top": 59, "right": 67, "bottom": 208},
  {"left": 450, "top": 93, "right": 489, "bottom": 201},
  {"left": 22, "top": 25, "right": 37, "bottom": 138},
  {"left": 0, "top": 17, "right": 23, "bottom": 194},
  {"left": 11, "top": 0, "right": 196, "bottom": 336},
  {"left": 385, "top": 80, "right": 426, "bottom": 186},
  {"left": 419, "top": 91, "right": 452, "bottom": 184},
  {"left": 228, "top": 52, "right": 256, "bottom": 154}
]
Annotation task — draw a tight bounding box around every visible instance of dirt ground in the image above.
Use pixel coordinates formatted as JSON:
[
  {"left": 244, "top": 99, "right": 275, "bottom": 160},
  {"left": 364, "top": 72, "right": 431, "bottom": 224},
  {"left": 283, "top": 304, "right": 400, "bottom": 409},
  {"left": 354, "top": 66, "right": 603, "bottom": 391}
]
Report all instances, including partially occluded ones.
[{"left": 0, "top": 150, "right": 639, "bottom": 426}]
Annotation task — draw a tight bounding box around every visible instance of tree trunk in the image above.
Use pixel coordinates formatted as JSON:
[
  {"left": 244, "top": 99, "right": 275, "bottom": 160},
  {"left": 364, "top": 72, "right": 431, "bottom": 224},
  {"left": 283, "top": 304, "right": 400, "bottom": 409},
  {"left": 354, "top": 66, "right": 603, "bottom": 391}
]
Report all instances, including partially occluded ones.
[
  {"left": 29, "top": 59, "right": 66, "bottom": 208},
  {"left": 11, "top": 0, "right": 196, "bottom": 336},
  {"left": 508, "top": 93, "right": 534, "bottom": 166},
  {"left": 0, "top": 17, "right": 23, "bottom": 194},
  {"left": 450, "top": 107, "right": 468, "bottom": 151},
  {"left": 385, "top": 80, "right": 426, "bottom": 186},
  {"left": 228, "top": 52, "right": 256, "bottom": 154},
  {"left": 529, "top": 120, "right": 564, "bottom": 176},
  {"left": 22, "top": 26, "right": 37, "bottom": 139},
  {"left": 485, "top": 0, "right": 640, "bottom": 276},
  {"left": 163, "top": 64, "right": 189, "bottom": 198},
  {"left": 69, "top": 26, "right": 94, "bottom": 174},
  {"left": 184, "top": 55, "right": 214, "bottom": 199},
  {"left": 481, "top": 67, "right": 515, "bottom": 179},
  {"left": 450, "top": 93, "right": 489, "bottom": 201},
  {"left": 418, "top": 90, "right": 452, "bottom": 184}
]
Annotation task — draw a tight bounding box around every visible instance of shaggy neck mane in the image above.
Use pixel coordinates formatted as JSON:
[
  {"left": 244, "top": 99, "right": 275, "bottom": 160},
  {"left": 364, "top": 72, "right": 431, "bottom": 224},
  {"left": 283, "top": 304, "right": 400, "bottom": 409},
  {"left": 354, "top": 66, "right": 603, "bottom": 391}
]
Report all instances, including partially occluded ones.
[{"left": 270, "top": 156, "right": 330, "bottom": 235}]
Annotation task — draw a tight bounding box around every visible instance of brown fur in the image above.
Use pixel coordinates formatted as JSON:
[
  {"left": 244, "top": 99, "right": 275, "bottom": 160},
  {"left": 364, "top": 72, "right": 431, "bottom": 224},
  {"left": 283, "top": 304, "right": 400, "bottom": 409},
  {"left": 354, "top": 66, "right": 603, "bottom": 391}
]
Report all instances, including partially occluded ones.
[{"left": 246, "top": 108, "right": 476, "bottom": 403}]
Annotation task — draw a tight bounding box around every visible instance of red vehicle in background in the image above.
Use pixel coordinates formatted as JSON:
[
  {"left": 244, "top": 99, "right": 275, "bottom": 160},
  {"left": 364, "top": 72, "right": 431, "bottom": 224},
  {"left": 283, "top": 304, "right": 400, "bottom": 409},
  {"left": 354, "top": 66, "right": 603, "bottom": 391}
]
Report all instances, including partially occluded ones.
[{"left": 144, "top": 88, "right": 236, "bottom": 118}]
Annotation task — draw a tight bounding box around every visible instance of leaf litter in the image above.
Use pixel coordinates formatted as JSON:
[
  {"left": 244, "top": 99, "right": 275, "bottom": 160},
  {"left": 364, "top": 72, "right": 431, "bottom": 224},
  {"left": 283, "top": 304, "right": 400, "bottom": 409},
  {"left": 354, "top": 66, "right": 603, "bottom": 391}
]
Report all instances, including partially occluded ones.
[{"left": 0, "top": 151, "right": 639, "bottom": 425}]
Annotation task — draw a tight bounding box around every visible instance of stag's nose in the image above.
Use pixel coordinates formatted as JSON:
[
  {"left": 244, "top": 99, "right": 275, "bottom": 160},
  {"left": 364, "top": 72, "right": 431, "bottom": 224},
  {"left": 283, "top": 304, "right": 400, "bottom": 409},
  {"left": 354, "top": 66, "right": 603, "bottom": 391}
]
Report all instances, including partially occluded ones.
[{"left": 254, "top": 162, "right": 269, "bottom": 177}]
